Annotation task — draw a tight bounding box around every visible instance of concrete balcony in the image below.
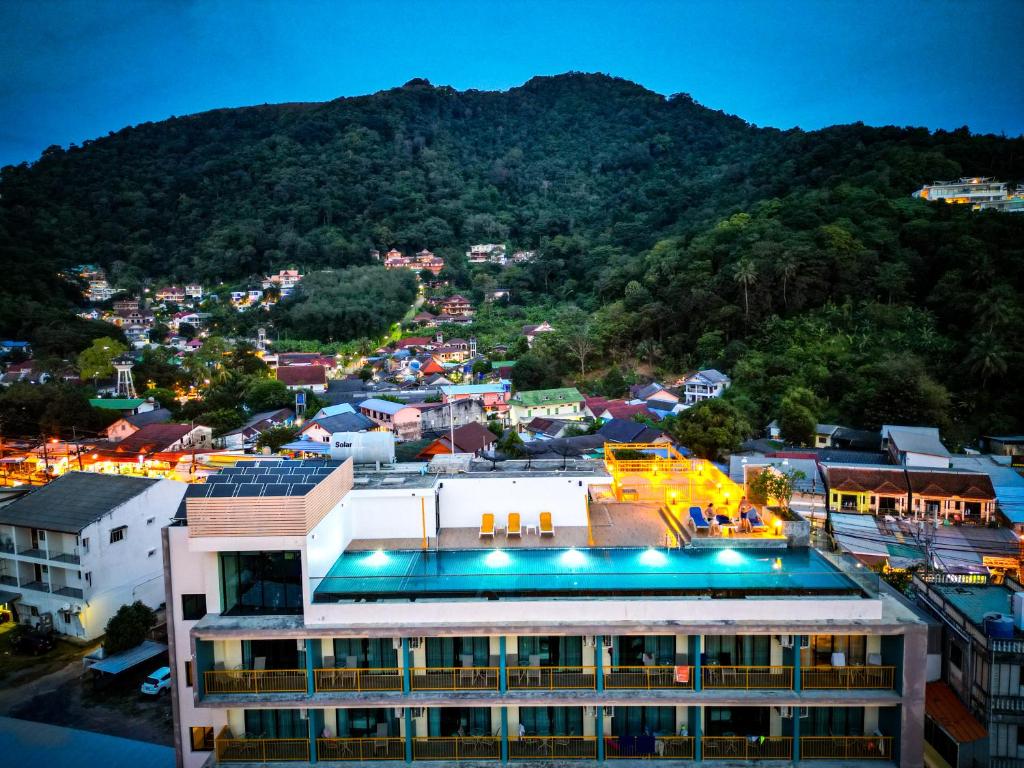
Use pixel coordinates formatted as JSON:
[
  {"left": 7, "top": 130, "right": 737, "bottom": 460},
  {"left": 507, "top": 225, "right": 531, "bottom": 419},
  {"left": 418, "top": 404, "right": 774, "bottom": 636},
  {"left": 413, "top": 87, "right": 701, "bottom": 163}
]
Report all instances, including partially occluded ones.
[
  {"left": 314, "top": 667, "right": 402, "bottom": 693},
  {"left": 605, "top": 735, "right": 695, "bottom": 759},
  {"left": 508, "top": 735, "right": 597, "bottom": 760},
  {"left": 214, "top": 727, "right": 308, "bottom": 763},
  {"left": 317, "top": 736, "right": 404, "bottom": 761},
  {"left": 702, "top": 735, "right": 791, "bottom": 760},
  {"left": 204, "top": 668, "right": 306, "bottom": 695},
  {"left": 409, "top": 666, "right": 500, "bottom": 691},
  {"left": 413, "top": 736, "right": 501, "bottom": 761},
  {"left": 604, "top": 665, "right": 694, "bottom": 690},
  {"left": 801, "top": 666, "right": 896, "bottom": 690},
  {"left": 506, "top": 665, "right": 597, "bottom": 690},
  {"left": 701, "top": 665, "right": 793, "bottom": 690}
]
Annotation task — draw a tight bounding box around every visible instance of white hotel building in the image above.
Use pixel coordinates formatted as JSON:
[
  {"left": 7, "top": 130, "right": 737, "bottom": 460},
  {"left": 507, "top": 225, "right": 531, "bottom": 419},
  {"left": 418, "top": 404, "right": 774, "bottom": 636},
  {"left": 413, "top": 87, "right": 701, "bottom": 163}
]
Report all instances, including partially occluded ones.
[{"left": 165, "top": 455, "right": 927, "bottom": 767}]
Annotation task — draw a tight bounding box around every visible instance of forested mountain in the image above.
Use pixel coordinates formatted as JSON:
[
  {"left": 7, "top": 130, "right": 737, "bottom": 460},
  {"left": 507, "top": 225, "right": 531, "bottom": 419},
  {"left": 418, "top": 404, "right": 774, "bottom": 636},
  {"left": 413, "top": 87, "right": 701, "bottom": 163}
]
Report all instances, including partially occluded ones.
[{"left": 2, "top": 73, "right": 1024, "bottom": 439}]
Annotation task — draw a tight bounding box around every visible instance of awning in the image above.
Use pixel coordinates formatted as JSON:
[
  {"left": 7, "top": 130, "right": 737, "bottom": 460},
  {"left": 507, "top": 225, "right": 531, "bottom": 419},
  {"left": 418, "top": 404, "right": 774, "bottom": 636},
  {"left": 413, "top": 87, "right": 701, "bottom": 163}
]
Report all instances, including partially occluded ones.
[
  {"left": 925, "top": 681, "right": 987, "bottom": 743},
  {"left": 87, "top": 640, "right": 167, "bottom": 675},
  {"left": 0, "top": 590, "right": 20, "bottom": 606}
]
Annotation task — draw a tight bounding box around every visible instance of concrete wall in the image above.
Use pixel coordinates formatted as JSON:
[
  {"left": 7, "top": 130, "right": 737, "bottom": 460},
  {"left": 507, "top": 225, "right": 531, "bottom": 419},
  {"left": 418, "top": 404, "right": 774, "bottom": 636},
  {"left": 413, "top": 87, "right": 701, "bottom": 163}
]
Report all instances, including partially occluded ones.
[{"left": 437, "top": 475, "right": 599, "bottom": 529}]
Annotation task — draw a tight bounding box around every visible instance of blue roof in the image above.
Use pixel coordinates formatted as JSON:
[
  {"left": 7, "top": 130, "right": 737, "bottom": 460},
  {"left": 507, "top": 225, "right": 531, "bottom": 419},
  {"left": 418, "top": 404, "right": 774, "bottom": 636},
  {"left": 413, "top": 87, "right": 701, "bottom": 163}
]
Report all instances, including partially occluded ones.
[
  {"left": 441, "top": 381, "right": 509, "bottom": 396},
  {"left": 314, "top": 403, "right": 356, "bottom": 419},
  {"left": 282, "top": 440, "right": 331, "bottom": 454},
  {"left": 359, "top": 398, "right": 408, "bottom": 415},
  {"left": 0, "top": 716, "right": 174, "bottom": 768},
  {"left": 951, "top": 455, "right": 1024, "bottom": 524},
  {"left": 88, "top": 640, "right": 167, "bottom": 674}
]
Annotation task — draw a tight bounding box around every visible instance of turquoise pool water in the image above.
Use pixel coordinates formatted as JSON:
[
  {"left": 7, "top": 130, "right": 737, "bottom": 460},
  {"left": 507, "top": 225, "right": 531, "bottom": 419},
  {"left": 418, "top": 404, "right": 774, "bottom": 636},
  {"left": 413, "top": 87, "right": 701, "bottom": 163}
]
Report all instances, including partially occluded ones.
[{"left": 313, "top": 546, "right": 860, "bottom": 601}]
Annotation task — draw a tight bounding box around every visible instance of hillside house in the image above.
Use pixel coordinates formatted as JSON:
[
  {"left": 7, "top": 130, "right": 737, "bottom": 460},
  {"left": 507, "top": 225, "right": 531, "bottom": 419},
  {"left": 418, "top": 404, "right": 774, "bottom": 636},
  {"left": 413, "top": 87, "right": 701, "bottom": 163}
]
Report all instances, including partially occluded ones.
[
  {"left": 298, "top": 411, "right": 375, "bottom": 444},
  {"left": 89, "top": 397, "right": 160, "bottom": 416},
  {"left": 262, "top": 269, "right": 303, "bottom": 297},
  {"left": 358, "top": 398, "right": 422, "bottom": 441},
  {"left": 509, "top": 387, "right": 585, "bottom": 425},
  {"left": 105, "top": 408, "right": 173, "bottom": 442},
  {"left": 411, "top": 398, "right": 485, "bottom": 433},
  {"left": 154, "top": 285, "right": 186, "bottom": 303},
  {"left": 276, "top": 365, "right": 328, "bottom": 394},
  {"left": 115, "top": 423, "right": 213, "bottom": 456},
  {"left": 629, "top": 381, "right": 678, "bottom": 404},
  {"left": 184, "top": 283, "right": 203, "bottom": 299},
  {"left": 218, "top": 408, "right": 295, "bottom": 450},
  {"left": 510, "top": 249, "right": 536, "bottom": 263},
  {"left": 416, "top": 422, "right": 497, "bottom": 459},
  {"left": 522, "top": 321, "right": 554, "bottom": 347},
  {"left": 414, "top": 249, "right": 445, "bottom": 275},
  {"left": 682, "top": 368, "right": 731, "bottom": 404},
  {"left": 466, "top": 243, "right": 506, "bottom": 264},
  {"left": 438, "top": 295, "right": 474, "bottom": 317},
  {"left": 440, "top": 382, "right": 511, "bottom": 423},
  {"left": 883, "top": 426, "right": 951, "bottom": 469}
]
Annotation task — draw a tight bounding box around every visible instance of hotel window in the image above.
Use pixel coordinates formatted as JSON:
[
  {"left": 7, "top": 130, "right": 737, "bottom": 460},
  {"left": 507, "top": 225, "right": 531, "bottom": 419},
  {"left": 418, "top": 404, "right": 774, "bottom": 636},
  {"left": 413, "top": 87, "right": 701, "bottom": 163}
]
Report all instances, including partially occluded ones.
[
  {"left": 84, "top": 572, "right": 92, "bottom": 587},
  {"left": 181, "top": 593, "right": 207, "bottom": 621},
  {"left": 109, "top": 526, "right": 126, "bottom": 544},
  {"left": 81, "top": 537, "right": 89, "bottom": 553},
  {"left": 219, "top": 551, "right": 302, "bottom": 615},
  {"left": 190, "top": 726, "right": 214, "bottom": 751}
]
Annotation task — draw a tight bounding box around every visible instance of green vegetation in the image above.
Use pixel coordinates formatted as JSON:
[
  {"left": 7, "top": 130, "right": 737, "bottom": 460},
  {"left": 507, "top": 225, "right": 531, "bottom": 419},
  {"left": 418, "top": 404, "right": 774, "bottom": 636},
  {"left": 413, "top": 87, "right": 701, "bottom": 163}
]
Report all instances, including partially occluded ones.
[
  {"left": 103, "top": 601, "right": 156, "bottom": 654},
  {"left": 2, "top": 74, "right": 1023, "bottom": 440}
]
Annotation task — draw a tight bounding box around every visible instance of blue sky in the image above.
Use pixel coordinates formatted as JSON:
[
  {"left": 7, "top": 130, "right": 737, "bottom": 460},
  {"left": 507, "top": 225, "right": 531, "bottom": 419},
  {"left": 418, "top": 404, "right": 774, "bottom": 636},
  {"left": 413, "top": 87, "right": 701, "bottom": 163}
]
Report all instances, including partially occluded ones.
[{"left": 1, "top": 0, "right": 1022, "bottom": 168}]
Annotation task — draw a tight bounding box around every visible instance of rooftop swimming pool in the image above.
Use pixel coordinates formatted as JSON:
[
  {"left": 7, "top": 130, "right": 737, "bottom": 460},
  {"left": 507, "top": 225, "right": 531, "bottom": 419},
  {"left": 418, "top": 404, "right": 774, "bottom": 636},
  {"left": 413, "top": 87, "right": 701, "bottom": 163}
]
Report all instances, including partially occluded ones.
[{"left": 313, "top": 546, "right": 864, "bottom": 602}]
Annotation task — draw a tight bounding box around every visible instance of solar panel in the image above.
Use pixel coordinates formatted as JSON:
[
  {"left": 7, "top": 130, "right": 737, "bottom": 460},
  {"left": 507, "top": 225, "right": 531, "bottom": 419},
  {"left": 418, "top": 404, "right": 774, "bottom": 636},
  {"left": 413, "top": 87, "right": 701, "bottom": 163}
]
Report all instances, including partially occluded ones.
[
  {"left": 208, "top": 484, "right": 237, "bottom": 498},
  {"left": 185, "top": 484, "right": 212, "bottom": 497},
  {"left": 221, "top": 467, "right": 244, "bottom": 476},
  {"left": 288, "top": 483, "right": 316, "bottom": 496},
  {"left": 248, "top": 474, "right": 269, "bottom": 483},
  {"left": 262, "top": 483, "right": 290, "bottom": 496},
  {"left": 236, "top": 483, "right": 264, "bottom": 497},
  {"left": 206, "top": 475, "right": 230, "bottom": 484},
  {"left": 290, "top": 474, "right": 309, "bottom": 484}
]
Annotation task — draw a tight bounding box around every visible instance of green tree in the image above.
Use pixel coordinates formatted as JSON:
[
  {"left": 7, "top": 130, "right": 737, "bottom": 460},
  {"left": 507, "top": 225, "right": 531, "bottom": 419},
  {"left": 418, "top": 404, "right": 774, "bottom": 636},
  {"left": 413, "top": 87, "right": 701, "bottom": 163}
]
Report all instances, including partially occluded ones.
[
  {"left": 778, "top": 387, "right": 821, "bottom": 446},
  {"left": 103, "top": 601, "right": 156, "bottom": 653},
  {"left": 244, "top": 378, "right": 292, "bottom": 412},
  {"left": 255, "top": 424, "right": 300, "bottom": 452},
  {"left": 77, "top": 337, "right": 128, "bottom": 381},
  {"left": 747, "top": 467, "right": 806, "bottom": 512},
  {"left": 663, "top": 399, "right": 751, "bottom": 461},
  {"left": 733, "top": 259, "right": 758, "bottom": 322}
]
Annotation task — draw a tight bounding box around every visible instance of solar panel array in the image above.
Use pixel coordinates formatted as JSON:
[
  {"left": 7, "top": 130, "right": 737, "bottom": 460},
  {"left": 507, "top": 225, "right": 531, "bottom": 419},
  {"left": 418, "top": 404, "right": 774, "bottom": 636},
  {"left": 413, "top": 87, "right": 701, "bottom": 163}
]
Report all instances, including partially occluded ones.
[{"left": 189, "top": 459, "right": 343, "bottom": 499}]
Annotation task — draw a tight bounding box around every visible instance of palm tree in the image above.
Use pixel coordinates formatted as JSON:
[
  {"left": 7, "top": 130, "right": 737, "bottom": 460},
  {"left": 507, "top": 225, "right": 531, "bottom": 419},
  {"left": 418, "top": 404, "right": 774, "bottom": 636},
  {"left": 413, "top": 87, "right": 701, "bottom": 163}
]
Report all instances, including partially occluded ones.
[
  {"left": 733, "top": 259, "right": 758, "bottom": 321},
  {"left": 636, "top": 339, "right": 661, "bottom": 369},
  {"left": 966, "top": 335, "right": 1008, "bottom": 386},
  {"left": 776, "top": 256, "right": 798, "bottom": 308}
]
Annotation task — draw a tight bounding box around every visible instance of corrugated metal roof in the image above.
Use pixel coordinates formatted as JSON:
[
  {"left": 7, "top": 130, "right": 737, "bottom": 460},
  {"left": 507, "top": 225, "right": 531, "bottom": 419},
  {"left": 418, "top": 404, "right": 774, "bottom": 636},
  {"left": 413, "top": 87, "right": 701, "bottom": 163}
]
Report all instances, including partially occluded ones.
[
  {"left": 925, "top": 681, "right": 987, "bottom": 743},
  {"left": 0, "top": 472, "right": 162, "bottom": 533},
  {"left": 88, "top": 640, "right": 167, "bottom": 674}
]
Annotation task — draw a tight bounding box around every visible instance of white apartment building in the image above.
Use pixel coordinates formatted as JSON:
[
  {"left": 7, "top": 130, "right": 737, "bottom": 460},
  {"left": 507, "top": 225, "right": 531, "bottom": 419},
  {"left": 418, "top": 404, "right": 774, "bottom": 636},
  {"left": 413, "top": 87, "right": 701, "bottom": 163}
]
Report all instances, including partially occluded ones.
[
  {"left": 0, "top": 472, "right": 187, "bottom": 641},
  {"left": 682, "top": 370, "right": 731, "bottom": 405},
  {"left": 165, "top": 454, "right": 926, "bottom": 767},
  {"left": 912, "top": 178, "right": 1009, "bottom": 204}
]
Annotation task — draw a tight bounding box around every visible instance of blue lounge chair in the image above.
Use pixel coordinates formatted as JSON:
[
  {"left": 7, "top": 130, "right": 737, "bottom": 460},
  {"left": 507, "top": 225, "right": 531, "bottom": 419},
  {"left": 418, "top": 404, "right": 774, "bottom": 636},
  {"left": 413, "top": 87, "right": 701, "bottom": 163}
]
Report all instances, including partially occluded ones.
[
  {"left": 689, "top": 506, "right": 710, "bottom": 533},
  {"left": 746, "top": 507, "right": 768, "bottom": 532}
]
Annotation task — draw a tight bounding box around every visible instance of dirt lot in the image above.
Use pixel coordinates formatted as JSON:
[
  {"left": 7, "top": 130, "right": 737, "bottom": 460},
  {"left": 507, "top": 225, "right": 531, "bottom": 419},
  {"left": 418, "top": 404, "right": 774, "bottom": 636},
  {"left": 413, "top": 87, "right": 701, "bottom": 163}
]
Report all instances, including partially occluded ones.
[{"left": 0, "top": 624, "right": 173, "bottom": 747}]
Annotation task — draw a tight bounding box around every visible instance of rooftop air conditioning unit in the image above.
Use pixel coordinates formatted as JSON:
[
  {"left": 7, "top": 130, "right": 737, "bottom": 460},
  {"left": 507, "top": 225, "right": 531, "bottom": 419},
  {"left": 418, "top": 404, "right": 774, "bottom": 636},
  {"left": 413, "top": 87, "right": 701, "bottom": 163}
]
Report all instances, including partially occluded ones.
[
  {"left": 602, "top": 637, "right": 614, "bottom": 651},
  {"left": 409, "top": 707, "right": 424, "bottom": 718},
  {"left": 584, "top": 705, "right": 596, "bottom": 718},
  {"left": 603, "top": 707, "right": 615, "bottom": 718},
  {"left": 394, "top": 707, "right": 405, "bottom": 719},
  {"left": 392, "top": 638, "right": 403, "bottom": 650}
]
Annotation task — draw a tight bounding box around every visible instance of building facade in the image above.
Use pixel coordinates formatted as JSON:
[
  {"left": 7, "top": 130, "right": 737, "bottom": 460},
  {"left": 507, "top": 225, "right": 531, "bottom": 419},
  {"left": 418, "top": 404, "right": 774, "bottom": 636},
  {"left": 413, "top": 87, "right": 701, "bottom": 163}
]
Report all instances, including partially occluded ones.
[
  {"left": 165, "top": 458, "right": 927, "bottom": 768},
  {"left": 0, "top": 472, "right": 186, "bottom": 641}
]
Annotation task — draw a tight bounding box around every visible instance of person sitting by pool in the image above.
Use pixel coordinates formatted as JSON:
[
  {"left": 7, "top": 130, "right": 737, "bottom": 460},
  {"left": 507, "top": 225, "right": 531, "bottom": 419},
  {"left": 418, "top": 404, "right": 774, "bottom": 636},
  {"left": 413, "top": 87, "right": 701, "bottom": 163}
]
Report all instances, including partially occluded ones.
[{"left": 706, "top": 502, "right": 721, "bottom": 535}]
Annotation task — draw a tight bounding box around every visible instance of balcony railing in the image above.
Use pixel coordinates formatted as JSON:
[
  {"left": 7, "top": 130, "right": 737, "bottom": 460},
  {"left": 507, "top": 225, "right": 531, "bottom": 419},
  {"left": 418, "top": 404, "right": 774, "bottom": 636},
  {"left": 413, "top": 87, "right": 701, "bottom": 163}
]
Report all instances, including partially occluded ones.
[
  {"left": 509, "top": 736, "right": 597, "bottom": 760},
  {"left": 702, "top": 736, "right": 792, "bottom": 760},
  {"left": 991, "top": 695, "right": 1024, "bottom": 713},
  {"left": 606, "top": 735, "right": 695, "bottom": 759},
  {"left": 409, "top": 666, "right": 500, "bottom": 691},
  {"left": 506, "top": 665, "right": 596, "bottom": 690},
  {"left": 314, "top": 667, "right": 403, "bottom": 692},
  {"left": 801, "top": 735, "right": 893, "bottom": 760},
  {"left": 413, "top": 736, "right": 501, "bottom": 760},
  {"left": 701, "top": 666, "right": 793, "bottom": 690},
  {"left": 317, "top": 736, "right": 404, "bottom": 761},
  {"left": 801, "top": 666, "right": 895, "bottom": 689},
  {"left": 604, "top": 665, "right": 693, "bottom": 690},
  {"left": 204, "top": 668, "right": 306, "bottom": 695},
  {"left": 214, "top": 727, "right": 309, "bottom": 763}
]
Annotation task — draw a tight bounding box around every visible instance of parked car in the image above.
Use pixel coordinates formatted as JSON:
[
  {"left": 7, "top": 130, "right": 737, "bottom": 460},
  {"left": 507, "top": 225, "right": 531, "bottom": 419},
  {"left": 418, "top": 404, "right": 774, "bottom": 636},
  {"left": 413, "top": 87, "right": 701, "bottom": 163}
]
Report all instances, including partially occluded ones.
[
  {"left": 140, "top": 666, "right": 171, "bottom": 695},
  {"left": 9, "top": 625, "right": 55, "bottom": 655}
]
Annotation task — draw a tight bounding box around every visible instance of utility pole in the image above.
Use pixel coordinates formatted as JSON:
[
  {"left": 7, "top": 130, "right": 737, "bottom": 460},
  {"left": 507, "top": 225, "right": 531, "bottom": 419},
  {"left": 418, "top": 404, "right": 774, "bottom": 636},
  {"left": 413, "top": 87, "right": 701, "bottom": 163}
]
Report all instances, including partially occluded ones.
[{"left": 72, "top": 426, "right": 84, "bottom": 472}]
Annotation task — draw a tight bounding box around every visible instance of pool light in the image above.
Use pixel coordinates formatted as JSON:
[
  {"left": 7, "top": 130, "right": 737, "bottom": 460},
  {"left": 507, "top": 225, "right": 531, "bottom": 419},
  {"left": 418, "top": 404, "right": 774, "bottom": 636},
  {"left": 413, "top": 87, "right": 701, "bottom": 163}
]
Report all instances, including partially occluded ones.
[
  {"left": 485, "top": 549, "right": 511, "bottom": 568},
  {"left": 640, "top": 548, "right": 667, "bottom": 567},
  {"left": 716, "top": 548, "right": 744, "bottom": 567},
  {"left": 561, "top": 548, "right": 587, "bottom": 567},
  {"left": 773, "top": 557, "right": 783, "bottom": 570},
  {"left": 365, "top": 549, "right": 390, "bottom": 567}
]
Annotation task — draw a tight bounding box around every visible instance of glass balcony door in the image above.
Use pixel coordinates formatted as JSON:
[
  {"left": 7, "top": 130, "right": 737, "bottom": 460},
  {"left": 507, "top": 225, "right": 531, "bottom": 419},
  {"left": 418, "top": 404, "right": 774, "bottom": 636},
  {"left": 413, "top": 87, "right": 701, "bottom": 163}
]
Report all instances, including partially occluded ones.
[
  {"left": 705, "top": 706, "right": 770, "bottom": 737},
  {"left": 703, "top": 635, "right": 770, "bottom": 666},
  {"left": 612, "top": 635, "right": 674, "bottom": 666}
]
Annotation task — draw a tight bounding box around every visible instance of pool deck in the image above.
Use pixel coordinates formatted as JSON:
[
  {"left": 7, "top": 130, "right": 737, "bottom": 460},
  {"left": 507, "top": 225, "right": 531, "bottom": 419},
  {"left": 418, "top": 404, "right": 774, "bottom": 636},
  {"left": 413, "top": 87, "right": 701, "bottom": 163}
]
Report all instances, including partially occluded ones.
[{"left": 347, "top": 502, "right": 785, "bottom": 553}]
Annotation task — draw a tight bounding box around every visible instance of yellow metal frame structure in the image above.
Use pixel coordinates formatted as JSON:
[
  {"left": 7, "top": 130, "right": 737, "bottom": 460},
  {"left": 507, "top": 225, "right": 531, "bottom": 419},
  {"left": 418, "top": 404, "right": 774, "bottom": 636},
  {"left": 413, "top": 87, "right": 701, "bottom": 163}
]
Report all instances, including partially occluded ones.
[
  {"left": 801, "top": 665, "right": 895, "bottom": 690},
  {"left": 801, "top": 736, "right": 894, "bottom": 760},
  {"left": 603, "top": 665, "right": 694, "bottom": 689},
  {"left": 508, "top": 736, "right": 598, "bottom": 760},
  {"left": 700, "top": 665, "right": 794, "bottom": 690},
  {"left": 603, "top": 442, "right": 744, "bottom": 507},
  {"left": 505, "top": 665, "right": 596, "bottom": 690},
  {"left": 702, "top": 736, "right": 792, "bottom": 760},
  {"left": 314, "top": 667, "right": 403, "bottom": 692},
  {"left": 412, "top": 736, "right": 502, "bottom": 760},
  {"left": 317, "top": 737, "right": 405, "bottom": 761},
  {"left": 408, "top": 666, "right": 501, "bottom": 691},
  {"left": 605, "top": 735, "right": 695, "bottom": 759},
  {"left": 204, "top": 668, "right": 306, "bottom": 695},
  {"left": 214, "top": 727, "right": 309, "bottom": 763}
]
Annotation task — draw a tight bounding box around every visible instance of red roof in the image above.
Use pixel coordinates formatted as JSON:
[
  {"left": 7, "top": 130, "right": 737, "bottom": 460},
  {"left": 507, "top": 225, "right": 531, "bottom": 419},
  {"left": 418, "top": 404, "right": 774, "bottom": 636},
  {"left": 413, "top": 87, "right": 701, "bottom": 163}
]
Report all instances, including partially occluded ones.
[
  {"left": 925, "top": 681, "right": 987, "bottom": 743},
  {"left": 416, "top": 422, "right": 496, "bottom": 458},
  {"left": 115, "top": 423, "right": 193, "bottom": 454},
  {"left": 276, "top": 365, "right": 327, "bottom": 387},
  {"left": 396, "top": 337, "right": 432, "bottom": 349},
  {"left": 602, "top": 403, "right": 655, "bottom": 420}
]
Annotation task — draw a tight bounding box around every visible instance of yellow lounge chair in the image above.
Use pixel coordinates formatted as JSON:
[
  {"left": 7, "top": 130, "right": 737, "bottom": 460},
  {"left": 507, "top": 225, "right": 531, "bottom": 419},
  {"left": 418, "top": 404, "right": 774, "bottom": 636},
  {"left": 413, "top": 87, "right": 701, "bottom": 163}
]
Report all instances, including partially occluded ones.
[
  {"left": 479, "top": 512, "right": 495, "bottom": 539},
  {"left": 507, "top": 512, "right": 522, "bottom": 538},
  {"left": 539, "top": 511, "right": 554, "bottom": 537}
]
